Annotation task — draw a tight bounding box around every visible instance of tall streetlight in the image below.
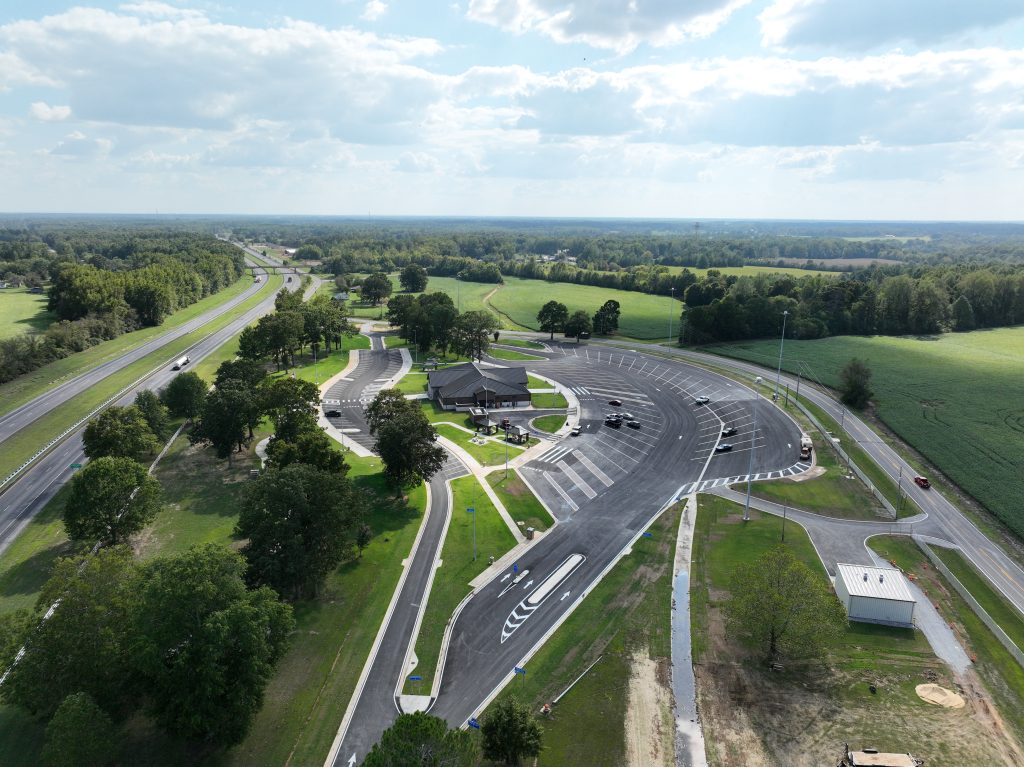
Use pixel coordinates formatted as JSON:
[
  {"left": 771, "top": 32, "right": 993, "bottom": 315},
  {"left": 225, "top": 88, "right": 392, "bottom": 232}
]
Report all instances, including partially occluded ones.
[
  {"left": 774, "top": 310, "right": 789, "bottom": 402},
  {"left": 667, "top": 286, "right": 676, "bottom": 344},
  {"left": 743, "top": 391, "right": 759, "bottom": 521}
]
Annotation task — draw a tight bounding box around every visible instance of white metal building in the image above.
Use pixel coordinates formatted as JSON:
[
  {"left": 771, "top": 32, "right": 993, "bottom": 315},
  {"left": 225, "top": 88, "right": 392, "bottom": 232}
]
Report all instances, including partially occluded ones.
[{"left": 834, "top": 563, "right": 916, "bottom": 627}]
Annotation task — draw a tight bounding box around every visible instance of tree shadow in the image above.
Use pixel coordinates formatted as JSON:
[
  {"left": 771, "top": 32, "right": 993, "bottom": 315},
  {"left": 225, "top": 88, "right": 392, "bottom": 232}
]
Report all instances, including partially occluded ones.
[{"left": 0, "top": 542, "right": 77, "bottom": 599}]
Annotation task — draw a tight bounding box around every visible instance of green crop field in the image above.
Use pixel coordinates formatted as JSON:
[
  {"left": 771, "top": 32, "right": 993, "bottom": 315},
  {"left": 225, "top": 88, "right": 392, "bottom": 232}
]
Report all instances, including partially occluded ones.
[
  {"left": 0, "top": 287, "right": 53, "bottom": 338},
  {"left": 663, "top": 264, "right": 836, "bottom": 278},
  {"left": 705, "top": 326, "right": 1024, "bottom": 538}
]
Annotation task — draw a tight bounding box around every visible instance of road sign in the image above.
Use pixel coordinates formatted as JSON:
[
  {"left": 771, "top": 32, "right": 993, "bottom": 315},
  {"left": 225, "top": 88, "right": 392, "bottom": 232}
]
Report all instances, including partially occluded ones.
[
  {"left": 514, "top": 666, "right": 526, "bottom": 675},
  {"left": 467, "top": 507, "right": 475, "bottom": 513},
  {"left": 468, "top": 718, "right": 481, "bottom": 730},
  {"left": 642, "top": 532, "right": 653, "bottom": 538},
  {"left": 408, "top": 675, "right": 422, "bottom": 681},
  {"left": 513, "top": 563, "right": 519, "bottom": 574},
  {"left": 69, "top": 463, "right": 82, "bottom": 469}
]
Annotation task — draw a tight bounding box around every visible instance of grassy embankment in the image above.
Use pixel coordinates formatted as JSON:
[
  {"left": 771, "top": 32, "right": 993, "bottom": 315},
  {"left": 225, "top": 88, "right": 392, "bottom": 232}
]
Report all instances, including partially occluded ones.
[
  {"left": 0, "top": 274, "right": 278, "bottom": 483},
  {"left": 0, "top": 429, "right": 428, "bottom": 767},
  {"left": 487, "top": 471, "right": 555, "bottom": 532},
  {"left": 704, "top": 328, "right": 1024, "bottom": 538},
  {"left": 0, "top": 275, "right": 253, "bottom": 418},
  {"left": 692, "top": 495, "right": 999, "bottom": 766},
  {"left": 402, "top": 475, "right": 517, "bottom": 695},
  {"left": 0, "top": 287, "right": 53, "bottom": 338},
  {"left": 869, "top": 536, "right": 1024, "bottom": 748},
  {"left": 481, "top": 505, "right": 681, "bottom": 766}
]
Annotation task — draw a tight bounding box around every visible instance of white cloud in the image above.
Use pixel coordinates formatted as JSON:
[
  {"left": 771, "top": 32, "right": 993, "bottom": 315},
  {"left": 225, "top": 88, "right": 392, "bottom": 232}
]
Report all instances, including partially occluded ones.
[
  {"left": 119, "top": 2, "right": 204, "bottom": 20},
  {"left": 466, "top": 0, "right": 753, "bottom": 52},
  {"left": 49, "top": 131, "right": 113, "bottom": 157},
  {"left": 760, "top": 0, "right": 1024, "bottom": 51},
  {"left": 30, "top": 102, "right": 72, "bottom": 121},
  {"left": 361, "top": 1, "right": 389, "bottom": 22}
]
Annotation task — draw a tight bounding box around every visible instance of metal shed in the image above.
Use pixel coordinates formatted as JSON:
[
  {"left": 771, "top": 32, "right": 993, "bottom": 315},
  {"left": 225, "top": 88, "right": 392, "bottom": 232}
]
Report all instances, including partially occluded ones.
[{"left": 834, "top": 564, "right": 915, "bottom": 627}]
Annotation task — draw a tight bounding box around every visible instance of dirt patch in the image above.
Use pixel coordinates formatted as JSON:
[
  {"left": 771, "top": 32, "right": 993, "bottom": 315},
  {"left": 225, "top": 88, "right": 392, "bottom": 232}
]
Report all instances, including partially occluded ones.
[
  {"left": 789, "top": 465, "right": 826, "bottom": 483},
  {"left": 625, "top": 650, "right": 674, "bottom": 767},
  {"left": 916, "top": 683, "right": 964, "bottom": 708}
]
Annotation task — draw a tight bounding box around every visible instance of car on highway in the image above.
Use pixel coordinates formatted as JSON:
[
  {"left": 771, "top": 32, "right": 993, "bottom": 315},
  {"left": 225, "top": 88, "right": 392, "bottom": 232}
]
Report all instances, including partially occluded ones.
[
  {"left": 914, "top": 476, "right": 931, "bottom": 489},
  {"left": 608, "top": 399, "right": 623, "bottom": 407},
  {"left": 715, "top": 443, "right": 733, "bottom": 452},
  {"left": 721, "top": 426, "right": 737, "bottom": 437},
  {"left": 604, "top": 417, "right": 622, "bottom": 428},
  {"left": 626, "top": 420, "right": 641, "bottom": 429},
  {"left": 694, "top": 395, "right": 710, "bottom": 405},
  {"left": 570, "top": 425, "right": 581, "bottom": 436},
  {"left": 324, "top": 409, "right": 342, "bottom": 418}
]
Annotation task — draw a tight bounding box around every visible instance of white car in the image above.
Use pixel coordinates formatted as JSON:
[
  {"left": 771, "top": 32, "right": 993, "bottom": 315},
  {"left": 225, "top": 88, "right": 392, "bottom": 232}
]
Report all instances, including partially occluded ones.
[{"left": 570, "top": 425, "right": 581, "bottom": 436}]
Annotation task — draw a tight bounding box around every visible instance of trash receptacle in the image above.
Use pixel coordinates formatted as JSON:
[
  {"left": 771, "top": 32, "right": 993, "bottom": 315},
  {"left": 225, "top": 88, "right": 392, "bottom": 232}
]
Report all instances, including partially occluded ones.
[{"left": 526, "top": 527, "right": 535, "bottom": 541}]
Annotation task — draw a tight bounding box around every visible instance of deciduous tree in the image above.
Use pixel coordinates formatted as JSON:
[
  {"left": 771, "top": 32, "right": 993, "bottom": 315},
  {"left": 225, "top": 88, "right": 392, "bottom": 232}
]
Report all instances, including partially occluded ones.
[
  {"left": 536, "top": 300, "right": 568, "bottom": 340},
  {"left": 362, "top": 272, "right": 393, "bottom": 305},
  {"left": 563, "top": 309, "right": 592, "bottom": 341},
  {"left": 162, "top": 371, "right": 208, "bottom": 421},
  {"left": 481, "top": 697, "right": 543, "bottom": 767},
  {"left": 724, "top": 545, "right": 845, "bottom": 661},
  {"left": 43, "top": 692, "right": 116, "bottom": 767},
  {"left": 63, "top": 456, "right": 162, "bottom": 546},
  {"left": 592, "top": 299, "right": 620, "bottom": 335},
  {"left": 265, "top": 426, "right": 348, "bottom": 474},
  {"left": 363, "top": 712, "right": 478, "bottom": 767},
  {"left": 82, "top": 405, "right": 159, "bottom": 461},
  {"left": 399, "top": 263, "right": 429, "bottom": 293},
  {"left": 452, "top": 310, "right": 499, "bottom": 361},
  {"left": 134, "top": 389, "right": 172, "bottom": 442},
  {"left": 189, "top": 385, "right": 252, "bottom": 461},
  {"left": 839, "top": 357, "right": 873, "bottom": 409}
]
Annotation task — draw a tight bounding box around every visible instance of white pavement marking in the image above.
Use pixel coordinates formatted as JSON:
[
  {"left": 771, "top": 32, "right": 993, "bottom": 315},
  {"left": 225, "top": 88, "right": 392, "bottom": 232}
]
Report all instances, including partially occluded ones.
[
  {"left": 572, "top": 450, "right": 613, "bottom": 487},
  {"left": 543, "top": 471, "right": 579, "bottom": 512},
  {"left": 501, "top": 554, "right": 586, "bottom": 642},
  {"left": 537, "top": 444, "right": 574, "bottom": 464},
  {"left": 557, "top": 460, "right": 598, "bottom": 499}
]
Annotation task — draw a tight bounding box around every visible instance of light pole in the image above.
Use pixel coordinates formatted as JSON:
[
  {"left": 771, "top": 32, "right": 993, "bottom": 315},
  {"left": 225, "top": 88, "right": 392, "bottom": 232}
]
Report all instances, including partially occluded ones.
[
  {"left": 743, "top": 391, "right": 759, "bottom": 521},
  {"left": 667, "top": 287, "right": 675, "bottom": 344},
  {"left": 774, "top": 310, "right": 789, "bottom": 402},
  {"left": 503, "top": 423, "right": 510, "bottom": 479},
  {"left": 781, "top": 504, "right": 788, "bottom": 542}
]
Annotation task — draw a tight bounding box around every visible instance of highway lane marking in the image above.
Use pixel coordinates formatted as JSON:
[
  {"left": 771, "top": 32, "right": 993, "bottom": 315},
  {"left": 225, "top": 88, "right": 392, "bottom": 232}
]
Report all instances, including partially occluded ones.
[
  {"left": 501, "top": 554, "right": 586, "bottom": 643},
  {"left": 557, "top": 460, "right": 598, "bottom": 499},
  {"left": 542, "top": 472, "right": 579, "bottom": 511},
  {"left": 572, "top": 450, "right": 614, "bottom": 487}
]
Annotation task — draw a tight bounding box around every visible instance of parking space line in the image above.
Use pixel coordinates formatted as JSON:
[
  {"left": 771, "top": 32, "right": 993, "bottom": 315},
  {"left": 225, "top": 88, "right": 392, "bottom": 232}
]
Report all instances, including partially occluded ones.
[
  {"left": 557, "top": 461, "right": 598, "bottom": 499},
  {"left": 599, "top": 429, "right": 657, "bottom": 451},
  {"left": 542, "top": 471, "right": 579, "bottom": 511},
  {"left": 571, "top": 450, "right": 614, "bottom": 487},
  {"left": 594, "top": 436, "right": 641, "bottom": 462}
]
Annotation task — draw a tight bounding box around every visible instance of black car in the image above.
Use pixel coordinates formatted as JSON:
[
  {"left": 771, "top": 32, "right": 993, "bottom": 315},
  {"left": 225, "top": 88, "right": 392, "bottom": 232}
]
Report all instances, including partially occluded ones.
[
  {"left": 324, "top": 409, "right": 342, "bottom": 418},
  {"left": 714, "top": 443, "right": 733, "bottom": 453},
  {"left": 721, "top": 426, "right": 737, "bottom": 437},
  {"left": 608, "top": 399, "right": 623, "bottom": 407},
  {"left": 604, "top": 418, "right": 622, "bottom": 428},
  {"left": 626, "top": 420, "right": 641, "bottom": 429},
  {"left": 694, "top": 396, "right": 710, "bottom": 405}
]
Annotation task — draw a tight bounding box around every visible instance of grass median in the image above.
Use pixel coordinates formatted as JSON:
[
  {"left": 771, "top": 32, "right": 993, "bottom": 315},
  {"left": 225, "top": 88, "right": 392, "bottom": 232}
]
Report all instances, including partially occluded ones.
[
  {"left": 487, "top": 470, "right": 555, "bottom": 532},
  {"left": 433, "top": 423, "right": 530, "bottom": 466},
  {"left": 489, "top": 347, "right": 544, "bottom": 361},
  {"left": 531, "top": 392, "right": 568, "bottom": 409},
  {"left": 0, "top": 273, "right": 282, "bottom": 483},
  {"left": 482, "top": 504, "right": 680, "bottom": 767},
  {"left": 0, "top": 275, "right": 253, "bottom": 418},
  {"left": 402, "top": 475, "right": 517, "bottom": 696},
  {"left": 532, "top": 414, "right": 566, "bottom": 434}
]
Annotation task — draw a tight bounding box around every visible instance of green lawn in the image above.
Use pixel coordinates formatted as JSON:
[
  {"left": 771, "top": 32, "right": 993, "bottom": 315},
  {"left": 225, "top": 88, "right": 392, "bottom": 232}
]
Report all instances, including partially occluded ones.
[
  {"left": 383, "top": 334, "right": 407, "bottom": 348},
  {"left": 394, "top": 371, "right": 428, "bottom": 395},
  {"left": 487, "top": 471, "right": 555, "bottom": 532},
  {"left": 496, "top": 338, "right": 545, "bottom": 350},
  {"left": 403, "top": 475, "right": 517, "bottom": 694},
  {"left": 433, "top": 423, "right": 527, "bottom": 467},
  {"left": 532, "top": 414, "right": 566, "bottom": 434},
  {"left": 484, "top": 504, "right": 681, "bottom": 767},
  {"left": 705, "top": 328, "right": 1024, "bottom": 537},
  {"left": 868, "top": 536, "right": 1024, "bottom": 747},
  {"left": 0, "top": 275, "right": 284, "bottom": 484},
  {"left": 265, "top": 333, "right": 370, "bottom": 387},
  {"left": 0, "top": 287, "right": 53, "bottom": 338},
  {"left": 527, "top": 374, "right": 552, "bottom": 390},
  {"left": 0, "top": 274, "right": 254, "bottom": 418},
  {"left": 488, "top": 347, "right": 544, "bottom": 361},
  {"left": 531, "top": 392, "right": 568, "bottom": 409}
]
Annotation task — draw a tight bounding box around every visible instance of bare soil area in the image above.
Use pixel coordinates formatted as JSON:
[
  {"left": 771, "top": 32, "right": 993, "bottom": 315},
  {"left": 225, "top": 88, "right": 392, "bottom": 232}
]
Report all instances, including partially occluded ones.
[{"left": 624, "top": 650, "right": 674, "bottom": 767}]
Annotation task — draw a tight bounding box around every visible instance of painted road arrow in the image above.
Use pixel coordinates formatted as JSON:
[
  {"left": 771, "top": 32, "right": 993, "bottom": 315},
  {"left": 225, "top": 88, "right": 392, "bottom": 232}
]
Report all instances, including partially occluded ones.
[
  {"left": 501, "top": 554, "right": 586, "bottom": 643},
  {"left": 498, "top": 569, "right": 530, "bottom": 598},
  {"left": 560, "top": 590, "right": 571, "bottom": 601}
]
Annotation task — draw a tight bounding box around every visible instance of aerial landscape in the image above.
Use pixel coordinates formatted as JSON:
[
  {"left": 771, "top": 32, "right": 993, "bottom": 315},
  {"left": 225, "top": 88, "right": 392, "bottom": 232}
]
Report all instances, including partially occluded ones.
[{"left": 1, "top": 2, "right": 1024, "bottom": 767}]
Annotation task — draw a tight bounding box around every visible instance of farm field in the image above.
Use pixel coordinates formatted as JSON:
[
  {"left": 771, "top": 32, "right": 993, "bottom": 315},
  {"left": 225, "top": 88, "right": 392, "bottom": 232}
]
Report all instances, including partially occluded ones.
[
  {"left": 661, "top": 264, "right": 836, "bottom": 277},
  {"left": 705, "top": 326, "right": 1024, "bottom": 539},
  {"left": 0, "top": 287, "right": 53, "bottom": 338}
]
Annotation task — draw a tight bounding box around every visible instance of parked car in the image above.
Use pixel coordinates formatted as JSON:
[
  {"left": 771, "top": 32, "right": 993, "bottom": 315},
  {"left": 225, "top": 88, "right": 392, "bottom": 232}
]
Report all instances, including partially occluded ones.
[
  {"left": 621, "top": 412, "right": 634, "bottom": 420},
  {"left": 694, "top": 396, "right": 710, "bottom": 405},
  {"left": 570, "top": 425, "right": 581, "bottom": 436},
  {"left": 324, "top": 409, "right": 342, "bottom": 418},
  {"left": 626, "top": 420, "right": 641, "bottom": 429},
  {"left": 721, "top": 426, "right": 737, "bottom": 437},
  {"left": 715, "top": 443, "right": 733, "bottom": 453},
  {"left": 608, "top": 399, "right": 623, "bottom": 407},
  {"left": 604, "top": 418, "right": 622, "bottom": 428},
  {"left": 914, "top": 476, "right": 931, "bottom": 489}
]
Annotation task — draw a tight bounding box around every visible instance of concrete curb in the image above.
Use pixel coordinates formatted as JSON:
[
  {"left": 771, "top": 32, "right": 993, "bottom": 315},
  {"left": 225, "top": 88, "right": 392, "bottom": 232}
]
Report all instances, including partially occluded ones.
[{"left": 318, "top": 349, "right": 361, "bottom": 396}]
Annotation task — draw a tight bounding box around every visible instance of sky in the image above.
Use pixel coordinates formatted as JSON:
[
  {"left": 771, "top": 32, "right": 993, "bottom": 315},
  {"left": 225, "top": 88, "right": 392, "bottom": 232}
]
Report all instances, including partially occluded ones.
[{"left": 0, "top": 1, "right": 1022, "bottom": 220}]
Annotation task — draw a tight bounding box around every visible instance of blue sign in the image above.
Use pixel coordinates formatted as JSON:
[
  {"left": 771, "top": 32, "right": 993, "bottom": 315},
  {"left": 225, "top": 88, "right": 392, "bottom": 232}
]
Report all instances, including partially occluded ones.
[
  {"left": 642, "top": 532, "right": 653, "bottom": 539},
  {"left": 408, "top": 675, "right": 422, "bottom": 681},
  {"left": 513, "top": 563, "right": 519, "bottom": 574},
  {"left": 468, "top": 718, "right": 481, "bottom": 730},
  {"left": 514, "top": 666, "right": 526, "bottom": 675},
  {"left": 467, "top": 507, "right": 476, "bottom": 514}
]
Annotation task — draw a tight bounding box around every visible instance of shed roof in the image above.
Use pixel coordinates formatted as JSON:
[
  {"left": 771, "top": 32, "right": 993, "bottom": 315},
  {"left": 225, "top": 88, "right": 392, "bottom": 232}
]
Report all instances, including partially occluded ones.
[{"left": 837, "top": 564, "right": 915, "bottom": 603}]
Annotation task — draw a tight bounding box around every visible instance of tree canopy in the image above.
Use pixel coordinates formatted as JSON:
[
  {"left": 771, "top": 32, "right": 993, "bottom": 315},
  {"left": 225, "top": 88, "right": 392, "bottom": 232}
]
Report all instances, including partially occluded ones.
[
  {"left": 563, "top": 309, "right": 592, "bottom": 340},
  {"left": 481, "top": 697, "right": 543, "bottom": 767},
  {"left": 361, "top": 272, "right": 393, "bottom": 305},
  {"left": 162, "top": 371, "right": 208, "bottom": 421},
  {"left": 592, "top": 299, "right": 620, "bottom": 335},
  {"left": 63, "top": 456, "right": 163, "bottom": 546},
  {"left": 42, "top": 692, "right": 116, "bottom": 767},
  {"left": 839, "top": 358, "right": 873, "bottom": 409},
  {"left": 367, "top": 390, "right": 446, "bottom": 491},
  {"left": 400, "top": 263, "right": 429, "bottom": 293},
  {"left": 134, "top": 388, "right": 172, "bottom": 441},
  {"left": 363, "top": 712, "right": 478, "bottom": 767},
  {"left": 82, "top": 405, "right": 159, "bottom": 461},
  {"left": 536, "top": 300, "right": 568, "bottom": 340},
  {"left": 452, "top": 310, "right": 499, "bottom": 361}
]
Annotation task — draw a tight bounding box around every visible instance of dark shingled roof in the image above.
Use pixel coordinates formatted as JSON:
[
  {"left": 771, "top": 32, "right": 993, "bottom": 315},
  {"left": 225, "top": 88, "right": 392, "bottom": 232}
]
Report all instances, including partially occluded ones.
[{"left": 428, "top": 363, "right": 529, "bottom": 399}]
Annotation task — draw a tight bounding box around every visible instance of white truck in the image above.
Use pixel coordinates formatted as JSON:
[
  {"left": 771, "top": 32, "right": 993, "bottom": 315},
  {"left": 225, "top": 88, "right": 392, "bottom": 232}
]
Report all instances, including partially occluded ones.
[
  {"left": 172, "top": 355, "right": 191, "bottom": 371},
  {"left": 799, "top": 434, "right": 813, "bottom": 460}
]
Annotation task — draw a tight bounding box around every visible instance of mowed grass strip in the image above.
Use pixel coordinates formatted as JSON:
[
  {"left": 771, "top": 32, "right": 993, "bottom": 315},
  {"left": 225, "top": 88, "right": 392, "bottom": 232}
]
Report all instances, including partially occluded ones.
[
  {"left": 531, "top": 392, "right": 568, "bottom": 409},
  {"left": 705, "top": 328, "right": 1024, "bottom": 538},
  {"left": 483, "top": 504, "right": 681, "bottom": 767},
  {"left": 487, "top": 470, "right": 555, "bottom": 532},
  {"left": 403, "top": 475, "right": 517, "bottom": 694},
  {"left": 531, "top": 414, "right": 565, "bottom": 434},
  {"left": 0, "top": 287, "right": 53, "bottom": 338},
  {"left": 434, "top": 423, "right": 527, "bottom": 467},
  {"left": 0, "top": 273, "right": 281, "bottom": 483},
  {"left": 0, "top": 275, "right": 253, "bottom": 417},
  {"left": 488, "top": 347, "right": 544, "bottom": 361}
]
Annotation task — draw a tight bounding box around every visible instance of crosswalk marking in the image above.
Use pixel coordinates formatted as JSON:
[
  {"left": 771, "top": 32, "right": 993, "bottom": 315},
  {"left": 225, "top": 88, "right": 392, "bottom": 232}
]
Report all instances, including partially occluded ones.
[
  {"left": 537, "top": 444, "right": 574, "bottom": 464},
  {"left": 572, "top": 450, "right": 613, "bottom": 487},
  {"left": 557, "top": 461, "right": 598, "bottom": 499}
]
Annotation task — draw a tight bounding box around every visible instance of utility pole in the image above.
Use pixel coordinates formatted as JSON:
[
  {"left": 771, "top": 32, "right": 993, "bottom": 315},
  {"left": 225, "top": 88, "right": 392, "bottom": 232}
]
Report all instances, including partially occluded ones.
[
  {"left": 667, "top": 287, "right": 675, "bottom": 345},
  {"left": 774, "top": 309, "right": 789, "bottom": 402},
  {"left": 781, "top": 504, "right": 788, "bottom": 542},
  {"left": 744, "top": 393, "right": 759, "bottom": 521}
]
